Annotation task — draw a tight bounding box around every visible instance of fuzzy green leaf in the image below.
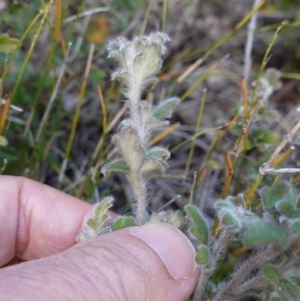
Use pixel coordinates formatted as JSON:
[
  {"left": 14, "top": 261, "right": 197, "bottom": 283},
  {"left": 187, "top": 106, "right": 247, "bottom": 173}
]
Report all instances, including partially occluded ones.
[
  {"left": 221, "top": 210, "right": 241, "bottom": 229},
  {"left": 145, "top": 147, "right": 170, "bottom": 162},
  {"left": 284, "top": 185, "right": 299, "bottom": 208},
  {"left": 195, "top": 245, "right": 212, "bottom": 266},
  {"left": 280, "top": 279, "right": 300, "bottom": 300},
  {"left": 290, "top": 209, "right": 300, "bottom": 219},
  {"left": 145, "top": 119, "right": 168, "bottom": 133},
  {"left": 152, "top": 97, "right": 180, "bottom": 120},
  {"left": 262, "top": 181, "right": 289, "bottom": 211},
  {"left": 252, "top": 127, "right": 280, "bottom": 145},
  {"left": 287, "top": 273, "right": 300, "bottom": 287},
  {"left": 263, "top": 265, "right": 279, "bottom": 283},
  {"left": 292, "top": 220, "right": 300, "bottom": 235},
  {"left": 242, "top": 219, "right": 288, "bottom": 247},
  {"left": 112, "top": 130, "right": 144, "bottom": 171},
  {"left": 86, "top": 219, "right": 98, "bottom": 230},
  {"left": 112, "top": 216, "right": 136, "bottom": 231},
  {"left": 87, "top": 196, "right": 114, "bottom": 231},
  {"left": 214, "top": 200, "right": 234, "bottom": 210},
  {"left": 0, "top": 34, "right": 19, "bottom": 53},
  {"left": 101, "top": 158, "right": 130, "bottom": 176},
  {"left": 276, "top": 200, "right": 294, "bottom": 217},
  {"left": 185, "top": 204, "right": 209, "bottom": 245},
  {"left": 139, "top": 158, "right": 164, "bottom": 175}
]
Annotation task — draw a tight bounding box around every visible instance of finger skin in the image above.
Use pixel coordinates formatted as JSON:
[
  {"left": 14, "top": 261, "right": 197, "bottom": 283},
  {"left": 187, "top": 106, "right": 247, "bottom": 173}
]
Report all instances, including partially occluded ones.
[
  {"left": 0, "top": 225, "right": 198, "bottom": 301},
  {"left": 0, "top": 176, "right": 96, "bottom": 265}
]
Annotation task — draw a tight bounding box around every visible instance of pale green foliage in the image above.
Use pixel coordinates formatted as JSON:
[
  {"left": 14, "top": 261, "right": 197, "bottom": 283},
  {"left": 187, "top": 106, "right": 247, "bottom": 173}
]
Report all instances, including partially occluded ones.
[
  {"left": 77, "top": 33, "right": 300, "bottom": 301},
  {"left": 189, "top": 182, "right": 300, "bottom": 301},
  {"left": 107, "top": 32, "right": 170, "bottom": 88},
  {"left": 185, "top": 204, "right": 210, "bottom": 245},
  {"left": 102, "top": 32, "right": 179, "bottom": 225},
  {"left": 242, "top": 219, "right": 288, "bottom": 247},
  {"left": 152, "top": 97, "right": 181, "bottom": 120},
  {"left": 112, "top": 216, "right": 136, "bottom": 231},
  {"left": 263, "top": 265, "right": 280, "bottom": 283},
  {"left": 101, "top": 158, "right": 129, "bottom": 175},
  {"left": 0, "top": 33, "right": 19, "bottom": 53},
  {"left": 77, "top": 196, "right": 113, "bottom": 242},
  {"left": 195, "top": 245, "right": 212, "bottom": 267}
]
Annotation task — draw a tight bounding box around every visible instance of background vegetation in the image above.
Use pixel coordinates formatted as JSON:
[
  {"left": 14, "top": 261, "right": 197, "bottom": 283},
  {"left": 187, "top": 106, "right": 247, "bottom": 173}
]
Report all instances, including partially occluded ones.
[
  {"left": 2, "top": 1, "right": 300, "bottom": 299},
  {"left": 1, "top": 0, "right": 300, "bottom": 207}
]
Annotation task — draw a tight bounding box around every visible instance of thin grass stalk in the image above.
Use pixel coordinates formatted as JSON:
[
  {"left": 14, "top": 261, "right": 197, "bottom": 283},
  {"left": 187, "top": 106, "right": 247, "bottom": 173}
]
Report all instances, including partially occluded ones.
[
  {"left": 161, "top": 0, "right": 167, "bottom": 32},
  {"left": 140, "top": 0, "right": 154, "bottom": 35},
  {"left": 165, "top": 0, "right": 268, "bottom": 74},
  {"left": 1, "top": 10, "right": 44, "bottom": 87},
  {"left": 148, "top": 122, "right": 180, "bottom": 146},
  {"left": 10, "top": 7, "right": 51, "bottom": 103},
  {"left": 23, "top": 49, "right": 57, "bottom": 139},
  {"left": 54, "top": 0, "right": 62, "bottom": 41},
  {"left": 91, "top": 102, "right": 128, "bottom": 161},
  {"left": 251, "top": 21, "right": 287, "bottom": 106},
  {"left": 63, "top": 7, "right": 109, "bottom": 23},
  {"left": 58, "top": 44, "right": 95, "bottom": 184},
  {"left": 180, "top": 64, "right": 216, "bottom": 101},
  {"left": 222, "top": 147, "right": 233, "bottom": 198},
  {"left": 0, "top": 94, "right": 11, "bottom": 134},
  {"left": 244, "top": 0, "right": 260, "bottom": 83},
  {"left": 97, "top": 85, "right": 107, "bottom": 135},
  {"left": 184, "top": 89, "right": 206, "bottom": 179},
  {"left": 35, "top": 42, "right": 72, "bottom": 142},
  {"left": 170, "top": 124, "right": 230, "bottom": 154}
]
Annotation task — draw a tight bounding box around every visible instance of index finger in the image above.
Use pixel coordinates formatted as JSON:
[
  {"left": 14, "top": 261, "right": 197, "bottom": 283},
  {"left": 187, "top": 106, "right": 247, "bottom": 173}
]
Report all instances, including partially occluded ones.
[{"left": 0, "top": 176, "right": 100, "bottom": 266}]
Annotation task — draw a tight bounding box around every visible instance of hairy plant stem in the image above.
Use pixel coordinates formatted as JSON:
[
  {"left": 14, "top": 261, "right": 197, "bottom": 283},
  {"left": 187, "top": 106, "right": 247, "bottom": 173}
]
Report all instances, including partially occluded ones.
[
  {"left": 213, "top": 245, "right": 282, "bottom": 301},
  {"left": 128, "top": 79, "right": 148, "bottom": 225},
  {"left": 212, "top": 227, "right": 236, "bottom": 261},
  {"left": 129, "top": 80, "right": 144, "bottom": 139},
  {"left": 234, "top": 276, "right": 270, "bottom": 298},
  {"left": 128, "top": 173, "right": 148, "bottom": 225},
  {"left": 192, "top": 267, "right": 211, "bottom": 301}
]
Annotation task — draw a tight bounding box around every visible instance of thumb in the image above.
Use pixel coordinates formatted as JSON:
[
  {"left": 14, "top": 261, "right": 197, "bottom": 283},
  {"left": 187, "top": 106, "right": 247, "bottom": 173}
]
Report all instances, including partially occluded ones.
[{"left": 0, "top": 223, "right": 198, "bottom": 301}]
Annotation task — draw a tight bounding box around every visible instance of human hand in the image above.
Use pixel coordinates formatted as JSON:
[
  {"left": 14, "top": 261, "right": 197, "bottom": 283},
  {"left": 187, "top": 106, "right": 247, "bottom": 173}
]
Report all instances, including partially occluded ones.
[{"left": 0, "top": 176, "right": 198, "bottom": 301}]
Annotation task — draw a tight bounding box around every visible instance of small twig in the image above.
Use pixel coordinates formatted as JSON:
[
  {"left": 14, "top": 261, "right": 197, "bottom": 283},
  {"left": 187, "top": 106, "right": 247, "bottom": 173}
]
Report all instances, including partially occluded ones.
[
  {"left": 260, "top": 165, "right": 300, "bottom": 175},
  {"left": 244, "top": 0, "right": 261, "bottom": 83},
  {"left": 63, "top": 7, "right": 109, "bottom": 24},
  {"left": 260, "top": 120, "right": 300, "bottom": 175},
  {"left": 148, "top": 122, "right": 180, "bottom": 146},
  {"left": 157, "top": 195, "right": 181, "bottom": 212},
  {"left": 189, "top": 172, "right": 197, "bottom": 204},
  {"left": 177, "top": 58, "right": 203, "bottom": 83},
  {"left": 222, "top": 147, "right": 233, "bottom": 198}
]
